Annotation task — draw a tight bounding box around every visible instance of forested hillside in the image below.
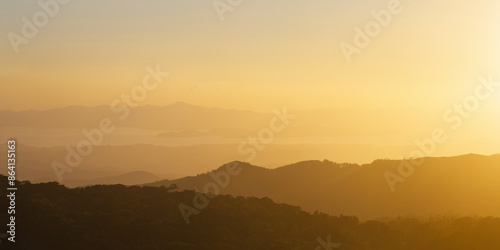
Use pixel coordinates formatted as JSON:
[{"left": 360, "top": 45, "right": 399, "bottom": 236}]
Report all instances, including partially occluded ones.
[{"left": 2, "top": 177, "right": 500, "bottom": 249}]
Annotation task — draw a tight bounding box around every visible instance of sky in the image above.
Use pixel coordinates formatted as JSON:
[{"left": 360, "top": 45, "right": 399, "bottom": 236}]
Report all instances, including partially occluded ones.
[{"left": 1, "top": 0, "right": 499, "bottom": 113}]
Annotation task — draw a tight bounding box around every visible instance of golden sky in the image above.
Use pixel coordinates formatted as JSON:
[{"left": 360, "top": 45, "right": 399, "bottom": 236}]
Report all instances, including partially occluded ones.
[{"left": 1, "top": 0, "right": 499, "bottom": 113}]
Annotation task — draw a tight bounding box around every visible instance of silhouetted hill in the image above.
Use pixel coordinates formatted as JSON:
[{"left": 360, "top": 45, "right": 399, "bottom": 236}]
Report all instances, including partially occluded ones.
[
  {"left": 2, "top": 177, "right": 500, "bottom": 249},
  {"left": 146, "top": 154, "right": 500, "bottom": 220},
  {"left": 145, "top": 161, "right": 269, "bottom": 190},
  {"left": 0, "top": 176, "right": 356, "bottom": 249}
]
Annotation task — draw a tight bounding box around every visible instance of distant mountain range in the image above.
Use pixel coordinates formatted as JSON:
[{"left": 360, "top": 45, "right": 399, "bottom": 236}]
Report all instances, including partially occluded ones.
[
  {"left": 62, "top": 171, "right": 160, "bottom": 187},
  {"left": 2, "top": 103, "right": 497, "bottom": 173},
  {"left": 0, "top": 102, "right": 269, "bottom": 130},
  {"left": 145, "top": 154, "right": 500, "bottom": 220},
  {"left": 0, "top": 102, "right": 434, "bottom": 137}
]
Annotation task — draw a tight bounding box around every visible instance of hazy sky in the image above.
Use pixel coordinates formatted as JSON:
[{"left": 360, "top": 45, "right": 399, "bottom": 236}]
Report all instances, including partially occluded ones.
[{"left": 1, "top": 0, "right": 499, "bottom": 112}]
